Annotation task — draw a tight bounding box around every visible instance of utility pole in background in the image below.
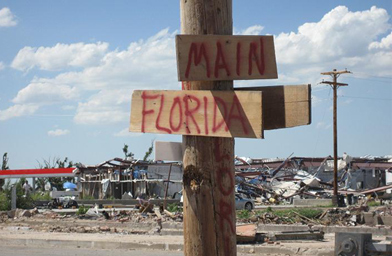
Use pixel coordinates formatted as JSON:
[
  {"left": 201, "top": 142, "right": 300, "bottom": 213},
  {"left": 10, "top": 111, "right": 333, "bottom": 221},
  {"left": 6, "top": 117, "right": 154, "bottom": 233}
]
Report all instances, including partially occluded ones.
[{"left": 321, "top": 69, "right": 351, "bottom": 206}]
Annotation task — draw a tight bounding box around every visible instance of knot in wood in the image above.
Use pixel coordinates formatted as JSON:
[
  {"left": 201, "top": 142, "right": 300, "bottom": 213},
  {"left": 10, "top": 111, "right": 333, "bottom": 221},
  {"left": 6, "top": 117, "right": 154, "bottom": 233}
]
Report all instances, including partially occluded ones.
[{"left": 183, "top": 165, "right": 203, "bottom": 194}]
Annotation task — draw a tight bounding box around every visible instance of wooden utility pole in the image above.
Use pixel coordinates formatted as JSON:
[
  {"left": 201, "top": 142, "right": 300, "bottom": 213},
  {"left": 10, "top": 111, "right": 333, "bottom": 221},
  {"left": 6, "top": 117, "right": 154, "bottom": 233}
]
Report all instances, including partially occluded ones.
[
  {"left": 180, "top": 1, "right": 236, "bottom": 255},
  {"left": 321, "top": 69, "right": 351, "bottom": 206}
]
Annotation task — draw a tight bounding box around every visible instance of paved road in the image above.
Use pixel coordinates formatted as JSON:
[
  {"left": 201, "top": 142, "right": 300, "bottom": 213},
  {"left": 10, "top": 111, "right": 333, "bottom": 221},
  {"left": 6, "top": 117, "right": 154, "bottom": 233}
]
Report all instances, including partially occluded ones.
[
  {"left": 2, "top": 245, "right": 184, "bottom": 256},
  {"left": 2, "top": 245, "right": 257, "bottom": 256}
]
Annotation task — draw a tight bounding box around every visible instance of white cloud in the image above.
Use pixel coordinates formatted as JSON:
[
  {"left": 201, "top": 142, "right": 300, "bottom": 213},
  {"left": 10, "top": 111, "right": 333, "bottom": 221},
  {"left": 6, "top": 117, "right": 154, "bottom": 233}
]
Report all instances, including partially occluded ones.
[
  {"left": 47, "top": 129, "right": 70, "bottom": 136},
  {"left": 0, "top": 104, "right": 39, "bottom": 120},
  {"left": 2, "top": 29, "right": 178, "bottom": 122},
  {"left": 2, "top": 6, "right": 391, "bottom": 123},
  {"left": 62, "top": 105, "right": 76, "bottom": 110},
  {"left": 369, "top": 32, "right": 392, "bottom": 50},
  {"left": 12, "top": 81, "right": 79, "bottom": 104},
  {"left": 11, "top": 42, "right": 109, "bottom": 72},
  {"left": 272, "top": 5, "right": 392, "bottom": 91},
  {"left": 113, "top": 128, "right": 142, "bottom": 137},
  {"left": 276, "top": 6, "right": 390, "bottom": 64},
  {"left": 235, "top": 25, "right": 264, "bottom": 35},
  {"left": 0, "top": 7, "right": 17, "bottom": 27},
  {"left": 73, "top": 88, "right": 131, "bottom": 125},
  {"left": 0, "top": 61, "right": 5, "bottom": 70}
]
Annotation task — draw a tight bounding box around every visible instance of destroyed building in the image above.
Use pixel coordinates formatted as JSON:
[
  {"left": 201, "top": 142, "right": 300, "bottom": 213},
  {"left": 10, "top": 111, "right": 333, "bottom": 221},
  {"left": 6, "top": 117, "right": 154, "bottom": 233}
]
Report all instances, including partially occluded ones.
[
  {"left": 75, "top": 158, "right": 182, "bottom": 199},
  {"left": 234, "top": 154, "right": 392, "bottom": 203}
]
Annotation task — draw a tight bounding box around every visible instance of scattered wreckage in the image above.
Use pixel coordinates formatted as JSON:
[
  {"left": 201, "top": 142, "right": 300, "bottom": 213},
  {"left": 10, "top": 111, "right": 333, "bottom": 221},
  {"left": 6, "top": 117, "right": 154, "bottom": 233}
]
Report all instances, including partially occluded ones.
[{"left": 234, "top": 154, "right": 392, "bottom": 206}]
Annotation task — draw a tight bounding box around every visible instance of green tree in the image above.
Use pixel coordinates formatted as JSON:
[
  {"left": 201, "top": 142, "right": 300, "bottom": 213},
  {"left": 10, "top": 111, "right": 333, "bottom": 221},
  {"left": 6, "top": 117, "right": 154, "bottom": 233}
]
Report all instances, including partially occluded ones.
[
  {"left": 122, "top": 144, "right": 134, "bottom": 159},
  {"left": 36, "top": 157, "right": 75, "bottom": 191},
  {"left": 143, "top": 141, "right": 154, "bottom": 162}
]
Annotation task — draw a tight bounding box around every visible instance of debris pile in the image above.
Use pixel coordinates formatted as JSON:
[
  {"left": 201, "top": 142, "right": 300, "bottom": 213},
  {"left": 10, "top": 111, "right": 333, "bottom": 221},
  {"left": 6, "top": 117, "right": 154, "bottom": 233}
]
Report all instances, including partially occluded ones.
[{"left": 234, "top": 154, "right": 392, "bottom": 205}]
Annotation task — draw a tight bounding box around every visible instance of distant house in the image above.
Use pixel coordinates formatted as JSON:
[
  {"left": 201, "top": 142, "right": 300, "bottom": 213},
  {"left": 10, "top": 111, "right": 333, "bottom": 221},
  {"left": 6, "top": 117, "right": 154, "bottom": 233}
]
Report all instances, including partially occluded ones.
[{"left": 75, "top": 158, "right": 182, "bottom": 199}]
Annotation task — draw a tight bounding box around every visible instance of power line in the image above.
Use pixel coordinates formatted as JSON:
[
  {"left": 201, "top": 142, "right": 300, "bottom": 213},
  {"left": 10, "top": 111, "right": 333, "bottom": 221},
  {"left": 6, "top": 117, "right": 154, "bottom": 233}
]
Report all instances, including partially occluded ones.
[
  {"left": 340, "top": 95, "right": 392, "bottom": 101},
  {"left": 348, "top": 76, "right": 392, "bottom": 84},
  {"left": 351, "top": 72, "right": 392, "bottom": 80}
]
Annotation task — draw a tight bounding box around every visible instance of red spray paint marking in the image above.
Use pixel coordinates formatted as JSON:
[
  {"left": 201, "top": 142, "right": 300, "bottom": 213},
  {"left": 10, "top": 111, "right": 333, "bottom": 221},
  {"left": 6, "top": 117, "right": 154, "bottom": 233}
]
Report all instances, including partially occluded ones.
[
  {"left": 226, "top": 94, "right": 249, "bottom": 134},
  {"left": 219, "top": 200, "right": 235, "bottom": 234},
  {"left": 185, "top": 43, "right": 211, "bottom": 78},
  {"left": 212, "top": 96, "right": 228, "bottom": 133},
  {"left": 155, "top": 94, "right": 171, "bottom": 134},
  {"left": 236, "top": 42, "right": 241, "bottom": 76},
  {"left": 141, "top": 91, "right": 159, "bottom": 133},
  {"left": 214, "top": 138, "right": 230, "bottom": 162},
  {"left": 214, "top": 41, "right": 231, "bottom": 78},
  {"left": 182, "top": 81, "right": 191, "bottom": 90},
  {"left": 217, "top": 167, "right": 234, "bottom": 196},
  {"left": 214, "top": 137, "right": 235, "bottom": 246},
  {"left": 203, "top": 96, "right": 209, "bottom": 135},
  {"left": 183, "top": 94, "right": 201, "bottom": 134},
  {"left": 169, "top": 96, "right": 182, "bottom": 132},
  {"left": 248, "top": 38, "right": 265, "bottom": 76}
]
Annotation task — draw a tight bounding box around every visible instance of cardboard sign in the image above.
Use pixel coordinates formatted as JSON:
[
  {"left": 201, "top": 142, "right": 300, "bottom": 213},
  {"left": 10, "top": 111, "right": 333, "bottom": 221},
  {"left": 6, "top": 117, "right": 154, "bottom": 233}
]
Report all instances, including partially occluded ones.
[
  {"left": 176, "top": 35, "right": 277, "bottom": 81},
  {"left": 130, "top": 90, "right": 263, "bottom": 138}
]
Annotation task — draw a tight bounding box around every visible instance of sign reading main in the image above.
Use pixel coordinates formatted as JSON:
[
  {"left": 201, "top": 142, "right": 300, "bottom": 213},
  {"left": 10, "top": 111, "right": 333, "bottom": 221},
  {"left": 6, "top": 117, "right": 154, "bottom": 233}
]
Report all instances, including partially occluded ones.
[
  {"left": 130, "top": 90, "right": 263, "bottom": 138},
  {"left": 176, "top": 35, "right": 277, "bottom": 81}
]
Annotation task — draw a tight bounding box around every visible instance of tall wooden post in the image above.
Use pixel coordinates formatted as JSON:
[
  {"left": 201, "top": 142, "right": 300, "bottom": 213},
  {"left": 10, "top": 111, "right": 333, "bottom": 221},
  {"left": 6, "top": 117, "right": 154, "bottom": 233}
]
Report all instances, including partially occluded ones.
[
  {"left": 332, "top": 74, "right": 338, "bottom": 201},
  {"left": 321, "top": 69, "right": 350, "bottom": 206},
  {"left": 180, "top": 0, "right": 236, "bottom": 255}
]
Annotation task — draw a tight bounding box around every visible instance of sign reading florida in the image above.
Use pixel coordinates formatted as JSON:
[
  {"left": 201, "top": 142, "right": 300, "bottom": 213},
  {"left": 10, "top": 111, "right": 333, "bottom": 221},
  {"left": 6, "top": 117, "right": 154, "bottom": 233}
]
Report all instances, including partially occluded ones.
[{"left": 130, "top": 90, "right": 263, "bottom": 138}]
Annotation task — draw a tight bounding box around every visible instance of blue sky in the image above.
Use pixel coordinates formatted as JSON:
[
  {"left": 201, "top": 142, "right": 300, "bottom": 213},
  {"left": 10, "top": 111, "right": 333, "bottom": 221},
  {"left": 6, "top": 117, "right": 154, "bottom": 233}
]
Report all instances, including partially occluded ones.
[{"left": 0, "top": 0, "right": 391, "bottom": 169}]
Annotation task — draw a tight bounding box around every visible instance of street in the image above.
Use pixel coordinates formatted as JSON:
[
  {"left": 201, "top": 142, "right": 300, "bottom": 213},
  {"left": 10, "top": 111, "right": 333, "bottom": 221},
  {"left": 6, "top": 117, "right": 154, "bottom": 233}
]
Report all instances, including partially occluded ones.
[
  {"left": 1, "top": 245, "right": 258, "bottom": 256},
  {"left": 2, "top": 245, "right": 183, "bottom": 256}
]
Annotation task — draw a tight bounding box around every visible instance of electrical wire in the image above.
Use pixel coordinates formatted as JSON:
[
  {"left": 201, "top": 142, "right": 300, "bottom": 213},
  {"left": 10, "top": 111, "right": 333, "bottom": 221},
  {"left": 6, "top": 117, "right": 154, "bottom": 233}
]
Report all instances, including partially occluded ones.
[{"left": 340, "top": 96, "right": 392, "bottom": 101}]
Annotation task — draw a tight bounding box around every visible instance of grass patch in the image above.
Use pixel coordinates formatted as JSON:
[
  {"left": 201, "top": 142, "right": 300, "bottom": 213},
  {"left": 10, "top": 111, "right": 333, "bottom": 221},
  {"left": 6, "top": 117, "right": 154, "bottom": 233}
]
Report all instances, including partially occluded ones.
[
  {"left": 246, "top": 208, "right": 323, "bottom": 222},
  {"left": 76, "top": 205, "right": 89, "bottom": 215},
  {"left": 167, "top": 203, "right": 180, "bottom": 213},
  {"left": 367, "top": 201, "right": 381, "bottom": 207},
  {"left": 237, "top": 210, "right": 251, "bottom": 219},
  {"left": 30, "top": 192, "right": 51, "bottom": 201}
]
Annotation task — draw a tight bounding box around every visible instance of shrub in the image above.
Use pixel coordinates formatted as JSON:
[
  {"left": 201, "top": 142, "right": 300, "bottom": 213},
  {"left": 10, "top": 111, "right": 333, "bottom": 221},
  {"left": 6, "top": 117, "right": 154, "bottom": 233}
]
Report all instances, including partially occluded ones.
[
  {"left": 0, "top": 191, "right": 10, "bottom": 211},
  {"left": 237, "top": 209, "right": 251, "bottom": 219},
  {"left": 76, "top": 205, "right": 89, "bottom": 215},
  {"left": 167, "top": 203, "right": 179, "bottom": 213},
  {"left": 31, "top": 192, "right": 51, "bottom": 201}
]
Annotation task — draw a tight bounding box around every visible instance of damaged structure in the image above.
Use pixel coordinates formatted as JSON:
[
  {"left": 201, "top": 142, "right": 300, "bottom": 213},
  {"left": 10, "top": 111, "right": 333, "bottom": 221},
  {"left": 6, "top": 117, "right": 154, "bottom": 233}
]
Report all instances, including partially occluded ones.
[
  {"left": 75, "top": 158, "right": 182, "bottom": 200},
  {"left": 234, "top": 154, "right": 392, "bottom": 205}
]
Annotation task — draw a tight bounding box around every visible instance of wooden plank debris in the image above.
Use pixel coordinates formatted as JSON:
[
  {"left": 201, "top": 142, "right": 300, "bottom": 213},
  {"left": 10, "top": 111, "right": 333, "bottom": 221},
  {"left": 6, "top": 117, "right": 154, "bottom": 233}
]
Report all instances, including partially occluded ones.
[
  {"left": 236, "top": 224, "right": 257, "bottom": 243},
  {"left": 176, "top": 35, "right": 277, "bottom": 81},
  {"left": 236, "top": 84, "right": 311, "bottom": 130},
  {"left": 130, "top": 90, "right": 263, "bottom": 138}
]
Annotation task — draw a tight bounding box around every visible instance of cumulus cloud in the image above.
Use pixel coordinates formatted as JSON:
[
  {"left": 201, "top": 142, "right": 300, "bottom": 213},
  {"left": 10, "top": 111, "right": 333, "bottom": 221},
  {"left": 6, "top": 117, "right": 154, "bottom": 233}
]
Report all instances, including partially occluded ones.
[
  {"left": 0, "top": 7, "right": 17, "bottom": 27},
  {"left": 274, "top": 6, "right": 391, "bottom": 84},
  {"left": 113, "top": 128, "right": 142, "bottom": 137},
  {"left": 11, "top": 42, "right": 109, "bottom": 71},
  {"left": 48, "top": 129, "right": 70, "bottom": 136},
  {"left": 1, "top": 6, "right": 391, "bottom": 124},
  {"left": 235, "top": 25, "right": 264, "bottom": 35},
  {"left": 0, "top": 62, "right": 5, "bottom": 70},
  {"left": 12, "top": 81, "right": 79, "bottom": 104},
  {"left": 369, "top": 32, "right": 392, "bottom": 50},
  {"left": 73, "top": 89, "right": 131, "bottom": 125},
  {"left": 0, "top": 104, "right": 39, "bottom": 120}
]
